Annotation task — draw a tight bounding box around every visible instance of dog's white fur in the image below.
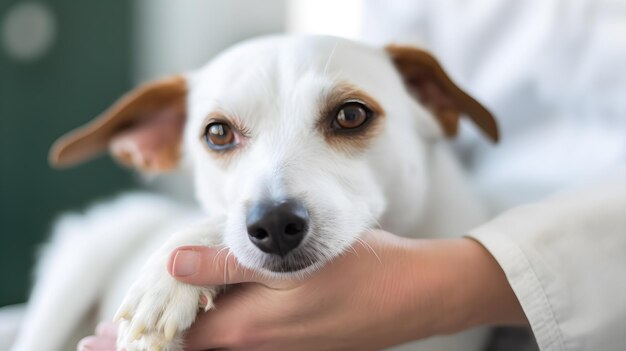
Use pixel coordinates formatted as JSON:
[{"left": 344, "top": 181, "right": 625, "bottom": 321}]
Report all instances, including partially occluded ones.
[{"left": 9, "top": 35, "right": 493, "bottom": 351}]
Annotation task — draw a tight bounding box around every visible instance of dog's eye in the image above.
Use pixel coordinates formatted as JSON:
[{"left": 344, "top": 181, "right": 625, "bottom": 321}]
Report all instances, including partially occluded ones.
[
  {"left": 204, "top": 122, "right": 235, "bottom": 150},
  {"left": 334, "top": 103, "right": 370, "bottom": 129}
]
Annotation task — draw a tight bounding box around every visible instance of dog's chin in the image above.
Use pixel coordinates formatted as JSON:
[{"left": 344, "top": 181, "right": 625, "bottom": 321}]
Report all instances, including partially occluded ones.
[
  {"left": 259, "top": 246, "right": 324, "bottom": 274},
  {"left": 262, "top": 259, "right": 313, "bottom": 273}
]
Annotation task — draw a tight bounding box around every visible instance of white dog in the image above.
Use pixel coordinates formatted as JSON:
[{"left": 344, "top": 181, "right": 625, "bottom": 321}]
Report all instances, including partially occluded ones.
[{"left": 8, "top": 35, "right": 498, "bottom": 351}]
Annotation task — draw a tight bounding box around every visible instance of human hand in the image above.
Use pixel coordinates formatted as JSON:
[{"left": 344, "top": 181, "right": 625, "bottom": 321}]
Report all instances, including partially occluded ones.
[
  {"left": 169, "top": 231, "right": 525, "bottom": 350},
  {"left": 77, "top": 321, "right": 117, "bottom": 351},
  {"left": 79, "top": 230, "right": 526, "bottom": 351}
]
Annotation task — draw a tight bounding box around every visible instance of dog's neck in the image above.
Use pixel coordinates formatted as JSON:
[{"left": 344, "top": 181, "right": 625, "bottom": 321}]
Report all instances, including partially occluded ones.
[
  {"left": 381, "top": 142, "right": 486, "bottom": 239},
  {"left": 424, "top": 143, "right": 486, "bottom": 237}
]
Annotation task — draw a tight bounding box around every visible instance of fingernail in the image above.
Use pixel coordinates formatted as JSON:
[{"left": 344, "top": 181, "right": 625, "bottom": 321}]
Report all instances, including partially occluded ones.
[{"left": 172, "top": 250, "right": 200, "bottom": 277}]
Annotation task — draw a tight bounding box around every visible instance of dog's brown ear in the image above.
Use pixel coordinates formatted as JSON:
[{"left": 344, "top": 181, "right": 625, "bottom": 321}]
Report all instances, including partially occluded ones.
[
  {"left": 49, "top": 75, "right": 187, "bottom": 172},
  {"left": 386, "top": 44, "right": 499, "bottom": 142}
]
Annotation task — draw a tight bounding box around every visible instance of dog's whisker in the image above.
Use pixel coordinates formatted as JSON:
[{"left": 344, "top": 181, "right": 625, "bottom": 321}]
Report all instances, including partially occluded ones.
[
  {"left": 370, "top": 215, "right": 383, "bottom": 230},
  {"left": 223, "top": 250, "right": 233, "bottom": 285},
  {"left": 323, "top": 41, "right": 339, "bottom": 76},
  {"left": 356, "top": 237, "right": 383, "bottom": 265},
  {"left": 242, "top": 262, "right": 250, "bottom": 282},
  {"left": 345, "top": 243, "right": 360, "bottom": 258},
  {"left": 250, "top": 267, "right": 259, "bottom": 282},
  {"left": 213, "top": 246, "right": 230, "bottom": 267}
]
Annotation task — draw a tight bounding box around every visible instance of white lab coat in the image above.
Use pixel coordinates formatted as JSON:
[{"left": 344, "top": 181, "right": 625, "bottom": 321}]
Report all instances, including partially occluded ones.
[{"left": 361, "top": 1, "right": 626, "bottom": 350}]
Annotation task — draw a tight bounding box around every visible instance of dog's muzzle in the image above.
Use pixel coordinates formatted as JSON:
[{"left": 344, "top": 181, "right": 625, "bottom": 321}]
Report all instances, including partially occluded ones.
[{"left": 246, "top": 198, "right": 309, "bottom": 258}]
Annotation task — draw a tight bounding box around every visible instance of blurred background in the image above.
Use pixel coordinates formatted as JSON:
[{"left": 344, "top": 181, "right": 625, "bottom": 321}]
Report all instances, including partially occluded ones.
[{"left": 0, "top": 0, "right": 363, "bottom": 307}]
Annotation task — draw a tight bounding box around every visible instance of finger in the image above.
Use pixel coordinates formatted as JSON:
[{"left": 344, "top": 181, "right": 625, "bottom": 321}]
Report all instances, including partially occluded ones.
[
  {"left": 95, "top": 321, "right": 118, "bottom": 338},
  {"left": 76, "top": 335, "right": 117, "bottom": 351},
  {"left": 184, "top": 287, "right": 272, "bottom": 350},
  {"left": 167, "top": 245, "right": 268, "bottom": 285}
]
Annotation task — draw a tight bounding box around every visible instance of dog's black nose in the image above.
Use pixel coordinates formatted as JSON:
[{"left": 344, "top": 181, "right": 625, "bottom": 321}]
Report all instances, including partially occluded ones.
[{"left": 246, "top": 199, "right": 309, "bottom": 257}]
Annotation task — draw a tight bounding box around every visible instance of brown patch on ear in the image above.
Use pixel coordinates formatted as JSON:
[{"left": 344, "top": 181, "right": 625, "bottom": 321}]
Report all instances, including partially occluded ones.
[
  {"left": 49, "top": 75, "right": 187, "bottom": 171},
  {"left": 385, "top": 44, "right": 499, "bottom": 142}
]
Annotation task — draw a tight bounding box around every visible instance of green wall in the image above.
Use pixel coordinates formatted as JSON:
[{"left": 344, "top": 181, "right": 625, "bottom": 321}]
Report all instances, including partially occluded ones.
[{"left": 0, "top": 0, "right": 135, "bottom": 306}]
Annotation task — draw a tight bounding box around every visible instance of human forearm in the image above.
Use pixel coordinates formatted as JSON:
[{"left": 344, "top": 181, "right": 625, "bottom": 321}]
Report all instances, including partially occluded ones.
[{"left": 396, "top": 238, "right": 527, "bottom": 341}]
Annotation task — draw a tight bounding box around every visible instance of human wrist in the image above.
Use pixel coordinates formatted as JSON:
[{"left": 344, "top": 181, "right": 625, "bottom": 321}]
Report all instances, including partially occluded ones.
[
  {"left": 435, "top": 238, "right": 527, "bottom": 334},
  {"left": 396, "top": 239, "right": 469, "bottom": 338},
  {"left": 370, "top": 237, "right": 469, "bottom": 344},
  {"left": 364, "top": 236, "right": 448, "bottom": 346}
]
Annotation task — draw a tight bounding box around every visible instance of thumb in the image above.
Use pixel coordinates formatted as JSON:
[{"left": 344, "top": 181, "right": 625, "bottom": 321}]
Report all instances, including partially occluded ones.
[{"left": 167, "top": 245, "right": 267, "bottom": 286}]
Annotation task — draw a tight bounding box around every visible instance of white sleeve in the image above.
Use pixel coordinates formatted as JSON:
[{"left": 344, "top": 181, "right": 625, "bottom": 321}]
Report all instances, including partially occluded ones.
[{"left": 468, "top": 169, "right": 626, "bottom": 351}]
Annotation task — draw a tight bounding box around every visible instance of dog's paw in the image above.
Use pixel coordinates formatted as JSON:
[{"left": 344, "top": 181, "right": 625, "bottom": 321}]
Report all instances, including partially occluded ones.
[{"left": 114, "top": 269, "right": 216, "bottom": 351}]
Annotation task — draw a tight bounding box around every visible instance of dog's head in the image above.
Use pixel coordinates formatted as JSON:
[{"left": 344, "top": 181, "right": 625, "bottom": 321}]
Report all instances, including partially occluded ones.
[{"left": 50, "top": 36, "right": 496, "bottom": 275}]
